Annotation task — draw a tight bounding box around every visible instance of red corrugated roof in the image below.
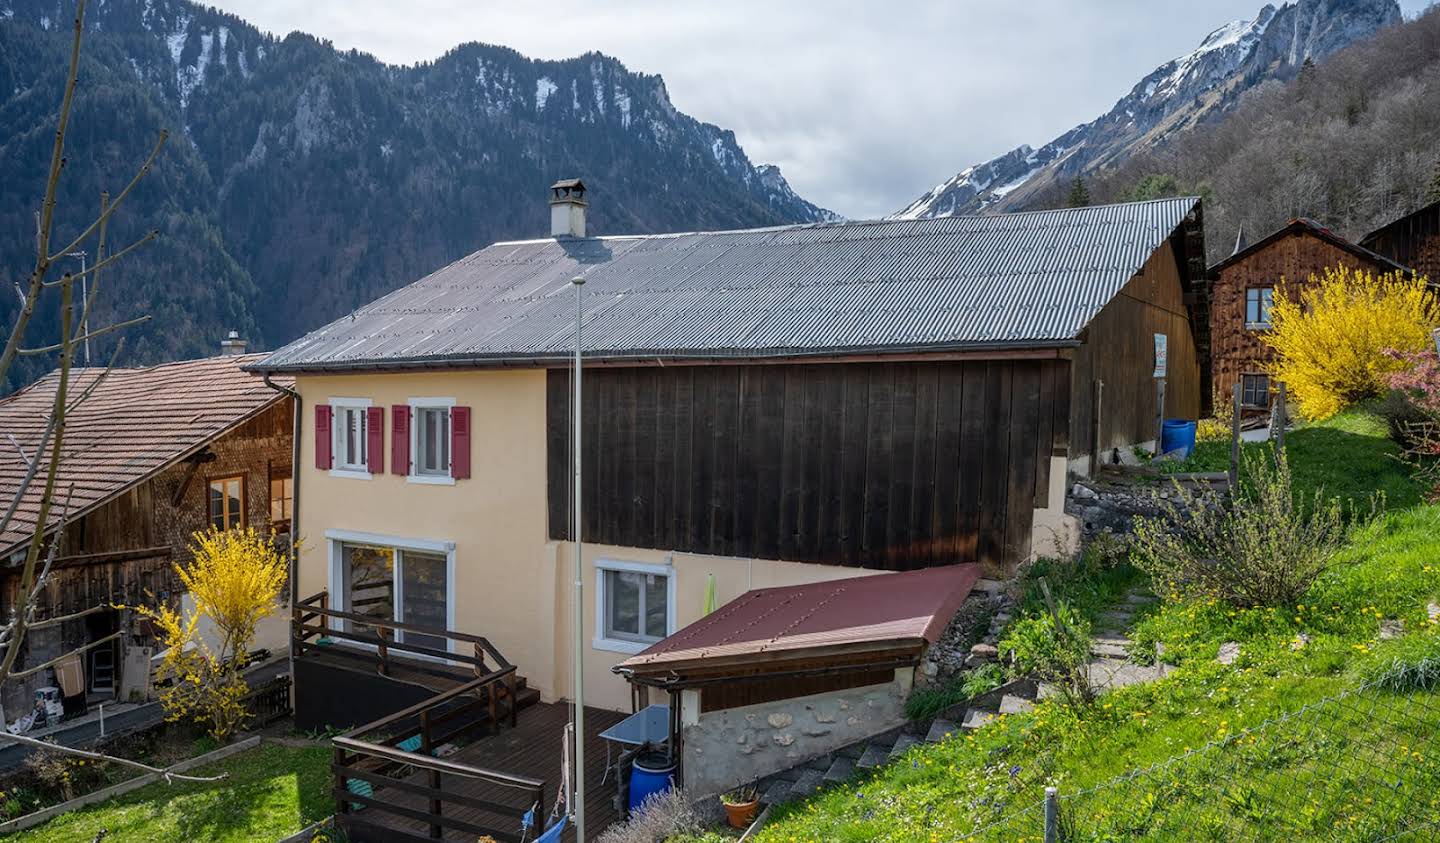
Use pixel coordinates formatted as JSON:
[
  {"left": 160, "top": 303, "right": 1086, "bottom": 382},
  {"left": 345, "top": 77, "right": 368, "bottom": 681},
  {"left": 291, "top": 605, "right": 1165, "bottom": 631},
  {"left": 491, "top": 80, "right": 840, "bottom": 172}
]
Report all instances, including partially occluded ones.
[
  {"left": 0, "top": 354, "right": 291, "bottom": 556},
  {"left": 619, "top": 564, "right": 981, "bottom": 673}
]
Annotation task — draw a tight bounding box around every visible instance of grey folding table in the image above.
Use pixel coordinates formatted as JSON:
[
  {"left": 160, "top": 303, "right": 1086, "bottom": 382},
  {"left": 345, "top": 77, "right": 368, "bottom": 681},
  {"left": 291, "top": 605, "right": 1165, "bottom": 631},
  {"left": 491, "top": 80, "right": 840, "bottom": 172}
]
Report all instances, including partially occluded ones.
[{"left": 598, "top": 703, "right": 671, "bottom": 784}]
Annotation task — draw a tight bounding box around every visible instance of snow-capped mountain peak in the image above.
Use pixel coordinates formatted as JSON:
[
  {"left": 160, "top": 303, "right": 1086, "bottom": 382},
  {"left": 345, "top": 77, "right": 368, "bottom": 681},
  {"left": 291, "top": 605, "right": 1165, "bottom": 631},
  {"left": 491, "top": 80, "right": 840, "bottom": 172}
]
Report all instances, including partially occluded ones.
[{"left": 894, "top": 0, "right": 1399, "bottom": 219}]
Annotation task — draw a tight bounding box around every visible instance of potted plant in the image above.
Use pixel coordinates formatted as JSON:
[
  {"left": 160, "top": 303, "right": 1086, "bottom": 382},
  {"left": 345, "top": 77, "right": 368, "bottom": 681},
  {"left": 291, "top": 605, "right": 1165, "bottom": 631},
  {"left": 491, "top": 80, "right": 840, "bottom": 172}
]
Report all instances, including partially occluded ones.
[{"left": 721, "top": 784, "right": 759, "bottom": 828}]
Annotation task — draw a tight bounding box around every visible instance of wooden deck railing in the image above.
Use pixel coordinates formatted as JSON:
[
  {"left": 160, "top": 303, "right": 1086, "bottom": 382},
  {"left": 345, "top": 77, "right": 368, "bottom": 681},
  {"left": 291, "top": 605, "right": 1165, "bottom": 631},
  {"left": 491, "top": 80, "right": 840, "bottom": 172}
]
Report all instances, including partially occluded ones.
[
  {"left": 331, "top": 676, "right": 546, "bottom": 843},
  {"left": 298, "top": 591, "right": 543, "bottom": 842}
]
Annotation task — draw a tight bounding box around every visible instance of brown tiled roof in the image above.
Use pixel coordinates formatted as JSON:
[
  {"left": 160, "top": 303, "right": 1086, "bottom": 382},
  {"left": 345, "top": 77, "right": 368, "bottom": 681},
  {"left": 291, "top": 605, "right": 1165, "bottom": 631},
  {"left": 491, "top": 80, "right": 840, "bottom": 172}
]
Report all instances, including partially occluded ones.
[
  {"left": 0, "top": 354, "right": 291, "bottom": 557},
  {"left": 618, "top": 564, "right": 981, "bottom": 676}
]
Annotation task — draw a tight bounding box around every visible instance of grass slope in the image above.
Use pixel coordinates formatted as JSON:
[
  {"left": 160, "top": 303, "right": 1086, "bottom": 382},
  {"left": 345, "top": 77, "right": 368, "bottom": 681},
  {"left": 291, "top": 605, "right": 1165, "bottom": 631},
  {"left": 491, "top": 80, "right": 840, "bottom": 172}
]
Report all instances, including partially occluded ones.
[
  {"left": 14, "top": 743, "right": 331, "bottom": 843},
  {"left": 748, "top": 413, "right": 1439, "bottom": 842}
]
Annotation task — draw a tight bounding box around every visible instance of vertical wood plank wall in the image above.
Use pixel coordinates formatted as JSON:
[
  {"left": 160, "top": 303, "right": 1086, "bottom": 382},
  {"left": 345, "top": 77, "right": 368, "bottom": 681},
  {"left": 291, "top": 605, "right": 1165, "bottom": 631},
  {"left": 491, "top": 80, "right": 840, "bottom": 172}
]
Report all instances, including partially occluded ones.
[
  {"left": 1362, "top": 203, "right": 1440, "bottom": 282},
  {"left": 1070, "top": 238, "right": 1202, "bottom": 459},
  {"left": 547, "top": 358, "right": 1069, "bottom": 574}
]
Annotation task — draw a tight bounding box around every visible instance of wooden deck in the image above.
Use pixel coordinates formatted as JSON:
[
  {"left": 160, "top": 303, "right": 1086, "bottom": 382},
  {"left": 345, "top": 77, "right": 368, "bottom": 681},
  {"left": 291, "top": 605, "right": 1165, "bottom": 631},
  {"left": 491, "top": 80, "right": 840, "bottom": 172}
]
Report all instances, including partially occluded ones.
[{"left": 342, "top": 701, "right": 628, "bottom": 842}]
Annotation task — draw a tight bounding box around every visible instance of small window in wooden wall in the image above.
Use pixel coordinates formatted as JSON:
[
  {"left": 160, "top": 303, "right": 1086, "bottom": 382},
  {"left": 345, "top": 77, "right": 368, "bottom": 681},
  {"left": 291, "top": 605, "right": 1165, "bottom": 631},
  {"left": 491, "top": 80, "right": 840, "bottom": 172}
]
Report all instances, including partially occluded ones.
[
  {"left": 1241, "top": 374, "right": 1270, "bottom": 408},
  {"left": 269, "top": 469, "right": 293, "bottom": 532},
  {"left": 208, "top": 475, "right": 245, "bottom": 530},
  {"left": 1245, "top": 287, "right": 1274, "bottom": 329}
]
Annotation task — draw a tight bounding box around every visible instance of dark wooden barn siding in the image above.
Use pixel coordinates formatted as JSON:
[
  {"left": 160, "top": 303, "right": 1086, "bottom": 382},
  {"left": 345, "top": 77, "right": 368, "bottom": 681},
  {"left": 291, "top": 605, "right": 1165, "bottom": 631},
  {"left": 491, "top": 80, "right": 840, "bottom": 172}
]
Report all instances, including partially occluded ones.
[
  {"left": 1364, "top": 203, "right": 1440, "bottom": 283},
  {"left": 1070, "top": 239, "right": 1202, "bottom": 459},
  {"left": 1210, "top": 232, "right": 1393, "bottom": 411},
  {"left": 547, "top": 359, "right": 1069, "bottom": 574}
]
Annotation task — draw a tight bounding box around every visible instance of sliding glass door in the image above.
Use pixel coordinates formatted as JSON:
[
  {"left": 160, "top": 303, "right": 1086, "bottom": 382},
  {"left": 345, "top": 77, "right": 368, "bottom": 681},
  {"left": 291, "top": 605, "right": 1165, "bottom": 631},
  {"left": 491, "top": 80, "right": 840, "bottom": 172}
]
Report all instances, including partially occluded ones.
[{"left": 338, "top": 541, "right": 450, "bottom": 655}]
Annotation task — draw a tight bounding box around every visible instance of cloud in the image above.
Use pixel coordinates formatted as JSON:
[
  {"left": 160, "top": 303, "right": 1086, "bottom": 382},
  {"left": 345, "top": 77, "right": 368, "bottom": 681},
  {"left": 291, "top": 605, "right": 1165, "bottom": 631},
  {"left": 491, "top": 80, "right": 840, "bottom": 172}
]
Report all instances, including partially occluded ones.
[{"left": 208, "top": 0, "right": 1433, "bottom": 219}]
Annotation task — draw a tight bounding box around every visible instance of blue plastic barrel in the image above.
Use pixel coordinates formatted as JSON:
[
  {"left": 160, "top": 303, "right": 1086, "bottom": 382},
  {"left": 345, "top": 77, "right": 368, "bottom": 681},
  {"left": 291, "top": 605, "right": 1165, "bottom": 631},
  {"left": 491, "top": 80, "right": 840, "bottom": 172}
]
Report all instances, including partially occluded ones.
[
  {"left": 628, "top": 751, "right": 676, "bottom": 814},
  {"left": 1160, "top": 419, "right": 1197, "bottom": 458}
]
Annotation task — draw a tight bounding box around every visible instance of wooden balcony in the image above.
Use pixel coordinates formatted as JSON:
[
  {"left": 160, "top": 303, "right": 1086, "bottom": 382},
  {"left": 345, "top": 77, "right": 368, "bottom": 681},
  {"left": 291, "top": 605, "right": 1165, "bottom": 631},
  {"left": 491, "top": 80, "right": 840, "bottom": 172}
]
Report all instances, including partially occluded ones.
[{"left": 292, "top": 592, "right": 626, "bottom": 841}]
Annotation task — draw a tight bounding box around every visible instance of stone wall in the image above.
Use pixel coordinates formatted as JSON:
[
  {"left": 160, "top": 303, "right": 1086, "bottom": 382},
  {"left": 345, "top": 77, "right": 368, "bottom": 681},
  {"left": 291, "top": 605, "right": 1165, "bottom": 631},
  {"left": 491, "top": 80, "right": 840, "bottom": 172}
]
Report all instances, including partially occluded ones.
[{"left": 680, "top": 670, "right": 911, "bottom": 797}]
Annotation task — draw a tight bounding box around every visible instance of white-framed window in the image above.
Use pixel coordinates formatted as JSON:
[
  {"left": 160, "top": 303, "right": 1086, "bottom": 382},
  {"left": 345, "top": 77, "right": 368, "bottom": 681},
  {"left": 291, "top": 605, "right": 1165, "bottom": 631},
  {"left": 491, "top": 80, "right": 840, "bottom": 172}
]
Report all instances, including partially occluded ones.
[
  {"left": 594, "top": 559, "right": 675, "bottom": 654},
  {"left": 408, "top": 397, "right": 455, "bottom": 485},
  {"left": 330, "top": 398, "right": 372, "bottom": 478},
  {"left": 326, "top": 529, "right": 456, "bottom": 658}
]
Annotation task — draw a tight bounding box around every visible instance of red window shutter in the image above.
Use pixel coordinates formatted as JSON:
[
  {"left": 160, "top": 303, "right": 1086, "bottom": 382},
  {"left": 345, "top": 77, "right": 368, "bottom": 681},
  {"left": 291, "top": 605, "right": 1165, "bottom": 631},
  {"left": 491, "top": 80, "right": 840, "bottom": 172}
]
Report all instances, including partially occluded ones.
[
  {"left": 366, "top": 407, "right": 384, "bottom": 475},
  {"left": 391, "top": 405, "right": 411, "bottom": 476},
  {"left": 314, "top": 405, "right": 333, "bottom": 470},
  {"left": 451, "top": 406, "right": 471, "bottom": 479}
]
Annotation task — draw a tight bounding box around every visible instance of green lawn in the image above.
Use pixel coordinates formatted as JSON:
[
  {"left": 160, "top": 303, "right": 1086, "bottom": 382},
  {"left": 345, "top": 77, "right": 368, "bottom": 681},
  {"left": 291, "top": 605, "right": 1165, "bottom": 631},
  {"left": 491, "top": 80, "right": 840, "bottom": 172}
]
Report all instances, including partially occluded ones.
[
  {"left": 1160, "top": 409, "right": 1423, "bottom": 511},
  {"left": 12, "top": 743, "right": 331, "bottom": 842},
  {"left": 745, "top": 412, "right": 1440, "bottom": 843}
]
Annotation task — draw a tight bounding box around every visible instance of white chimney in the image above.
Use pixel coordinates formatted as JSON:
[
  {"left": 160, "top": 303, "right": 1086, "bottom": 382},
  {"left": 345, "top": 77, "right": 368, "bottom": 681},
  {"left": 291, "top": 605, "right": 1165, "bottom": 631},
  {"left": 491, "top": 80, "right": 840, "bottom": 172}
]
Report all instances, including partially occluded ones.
[
  {"left": 220, "top": 330, "right": 247, "bottom": 356},
  {"left": 549, "top": 178, "right": 587, "bottom": 238}
]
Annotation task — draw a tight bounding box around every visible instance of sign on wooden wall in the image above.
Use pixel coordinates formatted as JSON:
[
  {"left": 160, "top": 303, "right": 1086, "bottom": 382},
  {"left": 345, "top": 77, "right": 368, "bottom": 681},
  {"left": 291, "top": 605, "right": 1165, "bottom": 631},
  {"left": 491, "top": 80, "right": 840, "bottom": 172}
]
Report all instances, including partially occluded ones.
[{"left": 1153, "top": 333, "right": 1168, "bottom": 378}]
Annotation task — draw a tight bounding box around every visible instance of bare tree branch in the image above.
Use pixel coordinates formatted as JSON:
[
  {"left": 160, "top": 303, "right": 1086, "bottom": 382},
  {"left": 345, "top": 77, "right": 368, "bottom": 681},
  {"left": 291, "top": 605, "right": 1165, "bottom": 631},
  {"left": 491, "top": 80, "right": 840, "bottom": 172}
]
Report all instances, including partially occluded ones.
[
  {"left": 0, "top": 0, "right": 87, "bottom": 389},
  {"left": 0, "top": 732, "right": 228, "bottom": 784},
  {"left": 43, "top": 228, "right": 158, "bottom": 289},
  {"left": 18, "top": 316, "right": 150, "bottom": 356},
  {"left": 46, "top": 132, "right": 168, "bottom": 266}
]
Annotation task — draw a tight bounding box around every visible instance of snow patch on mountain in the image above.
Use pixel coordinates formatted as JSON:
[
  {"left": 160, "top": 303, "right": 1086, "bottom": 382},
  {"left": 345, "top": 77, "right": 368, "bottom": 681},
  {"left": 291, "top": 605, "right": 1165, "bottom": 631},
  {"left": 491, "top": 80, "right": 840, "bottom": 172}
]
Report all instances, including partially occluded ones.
[{"left": 535, "top": 76, "right": 557, "bottom": 110}]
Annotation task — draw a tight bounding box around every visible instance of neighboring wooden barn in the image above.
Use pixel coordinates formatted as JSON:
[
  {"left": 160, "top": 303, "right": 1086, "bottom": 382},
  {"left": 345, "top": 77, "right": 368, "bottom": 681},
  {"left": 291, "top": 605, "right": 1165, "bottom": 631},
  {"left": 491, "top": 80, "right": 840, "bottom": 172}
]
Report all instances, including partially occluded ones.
[
  {"left": 0, "top": 353, "right": 293, "bottom": 716},
  {"left": 1362, "top": 200, "right": 1440, "bottom": 283},
  {"left": 1207, "top": 218, "right": 1409, "bottom": 413}
]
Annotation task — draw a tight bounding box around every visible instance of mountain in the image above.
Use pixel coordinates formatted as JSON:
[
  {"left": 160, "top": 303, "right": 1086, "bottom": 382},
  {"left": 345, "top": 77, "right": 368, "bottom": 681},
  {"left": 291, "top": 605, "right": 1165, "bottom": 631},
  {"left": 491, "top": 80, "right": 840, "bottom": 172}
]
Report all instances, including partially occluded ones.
[
  {"left": 1075, "top": 4, "right": 1440, "bottom": 264},
  {"left": 0, "top": 0, "right": 835, "bottom": 391},
  {"left": 894, "top": 0, "right": 1403, "bottom": 219}
]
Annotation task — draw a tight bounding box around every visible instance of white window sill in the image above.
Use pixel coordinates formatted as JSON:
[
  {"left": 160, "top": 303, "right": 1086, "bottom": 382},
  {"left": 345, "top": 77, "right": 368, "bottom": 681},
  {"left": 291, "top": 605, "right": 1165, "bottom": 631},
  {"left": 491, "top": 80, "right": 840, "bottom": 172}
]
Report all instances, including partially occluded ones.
[
  {"left": 1245, "top": 323, "right": 1272, "bottom": 331},
  {"left": 593, "top": 637, "right": 660, "bottom": 655},
  {"left": 329, "top": 468, "right": 372, "bottom": 480},
  {"left": 406, "top": 474, "right": 456, "bottom": 486}
]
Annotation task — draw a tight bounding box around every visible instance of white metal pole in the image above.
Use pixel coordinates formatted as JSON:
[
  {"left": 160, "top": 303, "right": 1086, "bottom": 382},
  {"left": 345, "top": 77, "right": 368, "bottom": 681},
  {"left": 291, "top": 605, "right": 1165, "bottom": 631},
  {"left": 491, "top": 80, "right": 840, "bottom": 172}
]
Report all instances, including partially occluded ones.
[
  {"left": 571, "top": 274, "right": 587, "bottom": 840},
  {"left": 80, "top": 252, "right": 90, "bottom": 367}
]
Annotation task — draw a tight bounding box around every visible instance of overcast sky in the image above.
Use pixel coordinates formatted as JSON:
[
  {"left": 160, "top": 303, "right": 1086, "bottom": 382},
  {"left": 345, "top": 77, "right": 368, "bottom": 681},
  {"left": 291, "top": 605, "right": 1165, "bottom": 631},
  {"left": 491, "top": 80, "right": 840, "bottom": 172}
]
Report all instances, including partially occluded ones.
[{"left": 208, "top": 1, "right": 1434, "bottom": 219}]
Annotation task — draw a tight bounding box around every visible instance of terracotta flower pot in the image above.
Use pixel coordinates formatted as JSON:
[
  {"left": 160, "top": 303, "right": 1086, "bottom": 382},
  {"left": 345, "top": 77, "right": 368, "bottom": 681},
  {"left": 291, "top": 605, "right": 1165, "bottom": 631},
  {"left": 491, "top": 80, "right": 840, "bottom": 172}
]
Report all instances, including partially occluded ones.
[{"left": 723, "top": 798, "right": 759, "bottom": 829}]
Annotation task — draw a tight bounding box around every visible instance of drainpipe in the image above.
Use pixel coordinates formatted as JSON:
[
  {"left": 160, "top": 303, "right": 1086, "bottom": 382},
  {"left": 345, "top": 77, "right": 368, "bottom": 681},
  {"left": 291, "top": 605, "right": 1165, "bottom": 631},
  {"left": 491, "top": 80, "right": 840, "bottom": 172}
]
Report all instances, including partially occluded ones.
[{"left": 262, "top": 374, "right": 301, "bottom": 607}]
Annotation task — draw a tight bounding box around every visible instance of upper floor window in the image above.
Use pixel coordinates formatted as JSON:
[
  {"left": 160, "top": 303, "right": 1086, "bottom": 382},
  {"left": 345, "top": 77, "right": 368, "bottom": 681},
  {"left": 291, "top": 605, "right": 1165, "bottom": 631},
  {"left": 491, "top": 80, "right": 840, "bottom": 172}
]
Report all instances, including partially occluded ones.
[
  {"left": 414, "top": 404, "right": 452, "bottom": 478},
  {"left": 1245, "top": 287, "right": 1275, "bottom": 329},
  {"left": 334, "top": 404, "right": 369, "bottom": 471},
  {"left": 208, "top": 475, "right": 244, "bottom": 530}
]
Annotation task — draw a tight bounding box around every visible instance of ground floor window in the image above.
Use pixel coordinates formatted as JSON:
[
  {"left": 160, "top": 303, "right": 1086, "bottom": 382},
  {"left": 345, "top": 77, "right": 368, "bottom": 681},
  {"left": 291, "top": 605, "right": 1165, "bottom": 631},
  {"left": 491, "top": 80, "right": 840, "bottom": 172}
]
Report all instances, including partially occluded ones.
[
  {"left": 595, "top": 560, "right": 675, "bottom": 653},
  {"left": 1241, "top": 373, "right": 1270, "bottom": 408},
  {"left": 332, "top": 533, "right": 453, "bottom": 655}
]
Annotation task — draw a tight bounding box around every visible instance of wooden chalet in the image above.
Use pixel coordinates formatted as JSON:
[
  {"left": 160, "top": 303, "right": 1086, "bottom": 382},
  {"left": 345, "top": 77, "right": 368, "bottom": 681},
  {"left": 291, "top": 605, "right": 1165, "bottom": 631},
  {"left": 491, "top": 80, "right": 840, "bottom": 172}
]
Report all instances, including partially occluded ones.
[
  {"left": 1207, "top": 218, "right": 1410, "bottom": 413},
  {"left": 0, "top": 351, "right": 293, "bottom": 718},
  {"left": 1362, "top": 199, "right": 1440, "bottom": 283}
]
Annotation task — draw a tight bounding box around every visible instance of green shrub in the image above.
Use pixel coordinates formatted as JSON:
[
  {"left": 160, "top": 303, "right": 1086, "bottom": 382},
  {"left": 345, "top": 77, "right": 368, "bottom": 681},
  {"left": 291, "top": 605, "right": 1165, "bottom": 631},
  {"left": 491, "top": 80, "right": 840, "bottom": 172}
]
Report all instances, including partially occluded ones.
[
  {"left": 1000, "top": 597, "right": 1093, "bottom": 706},
  {"left": 960, "top": 662, "right": 1004, "bottom": 698},
  {"left": 1133, "top": 450, "right": 1354, "bottom": 608}
]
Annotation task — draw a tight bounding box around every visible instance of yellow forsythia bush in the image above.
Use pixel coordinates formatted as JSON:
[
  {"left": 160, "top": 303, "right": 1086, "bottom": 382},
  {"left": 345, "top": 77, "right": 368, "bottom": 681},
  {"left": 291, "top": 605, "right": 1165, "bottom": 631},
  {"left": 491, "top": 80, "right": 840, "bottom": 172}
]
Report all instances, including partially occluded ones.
[
  {"left": 1265, "top": 267, "right": 1438, "bottom": 420},
  {"left": 135, "top": 528, "right": 287, "bottom": 740}
]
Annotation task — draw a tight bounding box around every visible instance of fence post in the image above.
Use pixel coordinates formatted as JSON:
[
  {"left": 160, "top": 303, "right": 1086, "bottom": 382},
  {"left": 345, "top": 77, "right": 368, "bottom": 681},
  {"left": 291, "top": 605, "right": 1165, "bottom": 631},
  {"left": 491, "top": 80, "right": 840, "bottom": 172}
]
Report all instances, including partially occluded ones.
[
  {"left": 1229, "top": 382, "right": 1242, "bottom": 489},
  {"left": 1154, "top": 378, "right": 1166, "bottom": 457},
  {"left": 427, "top": 768, "right": 443, "bottom": 839},
  {"left": 1275, "top": 381, "right": 1287, "bottom": 457},
  {"left": 1044, "top": 786, "right": 1059, "bottom": 843}
]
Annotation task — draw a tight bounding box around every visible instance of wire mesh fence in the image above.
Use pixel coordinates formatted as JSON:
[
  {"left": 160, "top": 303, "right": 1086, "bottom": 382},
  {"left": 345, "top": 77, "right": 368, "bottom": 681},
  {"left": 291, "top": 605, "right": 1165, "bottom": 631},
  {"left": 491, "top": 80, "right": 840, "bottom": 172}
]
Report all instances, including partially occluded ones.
[{"left": 956, "top": 658, "right": 1440, "bottom": 842}]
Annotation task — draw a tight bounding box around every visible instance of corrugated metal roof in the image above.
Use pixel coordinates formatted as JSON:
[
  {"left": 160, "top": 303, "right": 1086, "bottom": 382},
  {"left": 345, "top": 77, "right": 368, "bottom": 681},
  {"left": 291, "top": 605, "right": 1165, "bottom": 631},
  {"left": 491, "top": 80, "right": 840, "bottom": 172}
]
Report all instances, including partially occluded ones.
[
  {"left": 617, "top": 564, "right": 982, "bottom": 676},
  {"left": 252, "top": 197, "right": 1200, "bottom": 372},
  {"left": 0, "top": 355, "right": 292, "bottom": 557}
]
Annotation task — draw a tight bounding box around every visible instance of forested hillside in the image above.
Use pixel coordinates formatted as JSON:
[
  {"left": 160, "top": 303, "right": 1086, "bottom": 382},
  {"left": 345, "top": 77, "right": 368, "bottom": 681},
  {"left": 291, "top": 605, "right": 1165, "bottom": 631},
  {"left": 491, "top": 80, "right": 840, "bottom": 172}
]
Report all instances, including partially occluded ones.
[
  {"left": 1051, "top": 5, "right": 1440, "bottom": 263},
  {"left": 0, "top": 0, "right": 832, "bottom": 391}
]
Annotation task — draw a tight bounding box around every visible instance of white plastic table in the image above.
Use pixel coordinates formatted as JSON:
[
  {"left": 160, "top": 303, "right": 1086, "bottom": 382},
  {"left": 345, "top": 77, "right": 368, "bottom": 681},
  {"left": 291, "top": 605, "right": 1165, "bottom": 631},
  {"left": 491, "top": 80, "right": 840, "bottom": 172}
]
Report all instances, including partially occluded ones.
[{"left": 598, "top": 704, "right": 671, "bottom": 784}]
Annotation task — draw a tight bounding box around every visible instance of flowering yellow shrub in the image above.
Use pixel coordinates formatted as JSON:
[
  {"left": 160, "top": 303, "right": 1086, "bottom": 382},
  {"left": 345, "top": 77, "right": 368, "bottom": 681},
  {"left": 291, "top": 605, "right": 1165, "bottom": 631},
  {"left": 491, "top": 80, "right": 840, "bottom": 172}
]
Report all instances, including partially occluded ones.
[
  {"left": 1265, "top": 267, "right": 1438, "bottom": 420},
  {"left": 134, "top": 528, "right": 287, "bottom": 741}
]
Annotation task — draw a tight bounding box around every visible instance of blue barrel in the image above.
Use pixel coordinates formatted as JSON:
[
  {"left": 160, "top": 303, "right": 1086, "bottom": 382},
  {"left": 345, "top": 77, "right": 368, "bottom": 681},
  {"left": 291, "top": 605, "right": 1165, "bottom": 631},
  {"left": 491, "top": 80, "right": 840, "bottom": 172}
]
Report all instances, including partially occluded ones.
[
  {"left": 1160, "top": 419, "right": 1197, "bottom": 458},
  {"left": 628, "top": 751, "right": 676, "bottom": 814}
]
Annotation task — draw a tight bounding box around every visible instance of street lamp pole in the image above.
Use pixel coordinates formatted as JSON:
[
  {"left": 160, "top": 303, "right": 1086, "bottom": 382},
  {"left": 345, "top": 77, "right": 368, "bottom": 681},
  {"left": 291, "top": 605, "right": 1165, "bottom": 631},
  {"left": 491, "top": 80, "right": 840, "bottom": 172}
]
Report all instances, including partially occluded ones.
[{"left": 571, "top": 274, "right": 587, "bottom": 841}]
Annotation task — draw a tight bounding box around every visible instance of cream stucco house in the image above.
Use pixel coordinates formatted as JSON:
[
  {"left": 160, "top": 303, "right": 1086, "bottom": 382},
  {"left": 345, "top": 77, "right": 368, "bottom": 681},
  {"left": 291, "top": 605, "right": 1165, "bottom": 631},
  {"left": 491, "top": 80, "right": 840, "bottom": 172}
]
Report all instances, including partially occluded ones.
[{"left": 249, "top": 186, "right": 1207, "bottom": 731}]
